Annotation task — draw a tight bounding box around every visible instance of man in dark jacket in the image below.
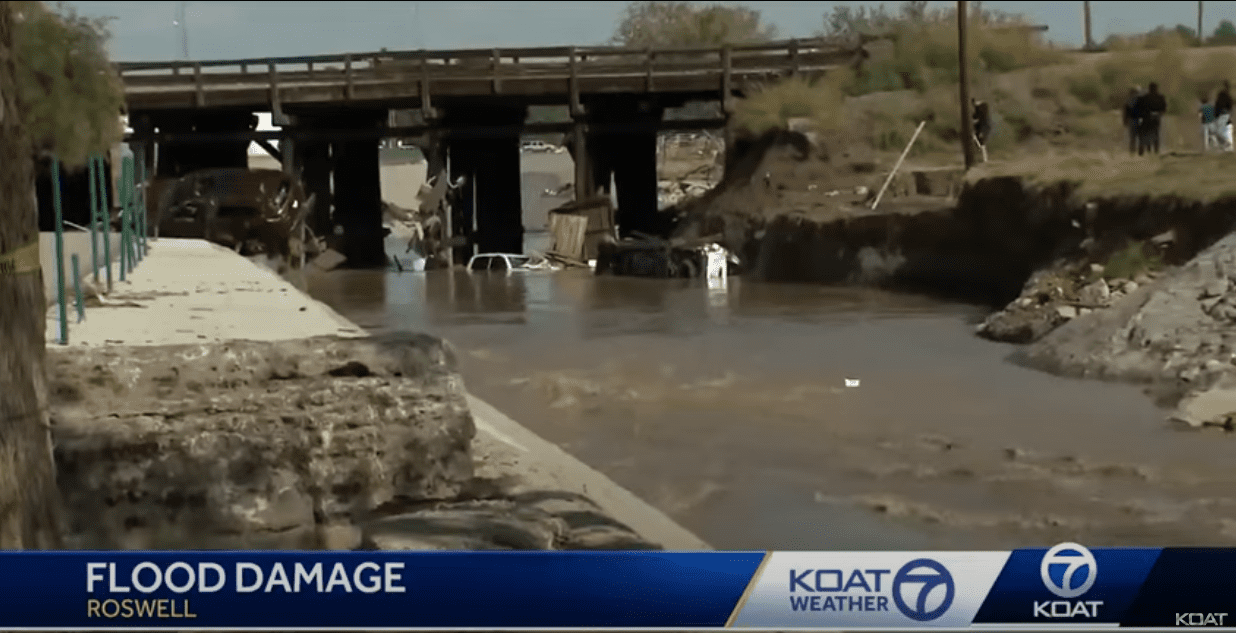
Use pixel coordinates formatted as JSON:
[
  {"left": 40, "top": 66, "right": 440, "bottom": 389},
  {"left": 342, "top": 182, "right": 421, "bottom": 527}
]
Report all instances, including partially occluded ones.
[
  {"left": 972, "top": 99, "right": 991, "bottom": 162},
  {"left": 1137, "top": 82, "right": 1168, "bottom": 155},
  {"left": 1216, "top": 80, "right": 1233, "bottom": 151}
]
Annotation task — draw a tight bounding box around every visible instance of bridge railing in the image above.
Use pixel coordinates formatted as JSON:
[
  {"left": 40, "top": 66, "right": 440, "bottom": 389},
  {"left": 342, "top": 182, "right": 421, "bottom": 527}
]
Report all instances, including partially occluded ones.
[
  {"left": 116, "top": 38, "right": 846, "bottom": 75},
  {"left": 116, "top": 38, "right": 860, "bottom": 101}
]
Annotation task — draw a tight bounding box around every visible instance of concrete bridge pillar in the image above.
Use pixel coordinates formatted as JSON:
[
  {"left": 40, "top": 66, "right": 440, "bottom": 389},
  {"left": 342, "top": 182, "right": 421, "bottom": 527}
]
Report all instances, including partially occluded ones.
[
  {"left": 330, "top": 110, "right": 386, "bottom": 268},
  {"left": 585, "top": 98, "right": 664, "bottom": 238},
  {"left": 443, "top": 105, "right": 527, "bottom": 260},
  {"left": 145, "top": 110, "right": 255, "bottom": 179}
]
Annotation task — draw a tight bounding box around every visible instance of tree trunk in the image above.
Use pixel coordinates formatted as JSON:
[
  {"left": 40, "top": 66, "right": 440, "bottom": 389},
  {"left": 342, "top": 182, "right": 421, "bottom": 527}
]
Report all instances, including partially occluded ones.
[{"left": 0, "top": 0, "right": 65, "bottom": 549}]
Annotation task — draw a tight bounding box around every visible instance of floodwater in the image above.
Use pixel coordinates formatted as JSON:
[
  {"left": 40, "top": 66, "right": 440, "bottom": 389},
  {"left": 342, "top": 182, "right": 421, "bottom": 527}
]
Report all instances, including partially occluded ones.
[{"left": 304, "top": 231, "right": 1236, "bottom": 551}]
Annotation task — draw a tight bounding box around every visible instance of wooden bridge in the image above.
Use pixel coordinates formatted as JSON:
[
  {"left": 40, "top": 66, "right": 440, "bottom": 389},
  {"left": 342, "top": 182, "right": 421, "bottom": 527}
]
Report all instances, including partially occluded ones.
[
  {"left": 116, "top": 39, "right": 866, "bottom": 268},
  {"left": 119, "top": 38, "right": 864, "bottom": 113}
]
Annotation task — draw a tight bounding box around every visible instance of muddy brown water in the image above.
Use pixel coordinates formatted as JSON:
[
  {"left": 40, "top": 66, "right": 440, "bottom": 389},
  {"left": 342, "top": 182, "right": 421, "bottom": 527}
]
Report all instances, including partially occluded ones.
[{"left": 301, "top": 233, "right": 1236, "bottom": 551}]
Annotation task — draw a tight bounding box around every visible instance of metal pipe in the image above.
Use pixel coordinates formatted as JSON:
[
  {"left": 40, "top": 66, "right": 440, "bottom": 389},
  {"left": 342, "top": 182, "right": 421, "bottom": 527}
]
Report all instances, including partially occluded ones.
[
  {"left": 72, "top": 253, "right": 84, "bottom": 323},
  {"left": 88, "top": 155, "right": 99, "bottom": 282},
  {"left": 119, "top": 157, "right": 130, "bottom": 281},
  {"left": 97, "top": 156, "right": 113, "bottom": 292},
  {"left": 51, "top": 156, "right": 68, "bottom": 344}
]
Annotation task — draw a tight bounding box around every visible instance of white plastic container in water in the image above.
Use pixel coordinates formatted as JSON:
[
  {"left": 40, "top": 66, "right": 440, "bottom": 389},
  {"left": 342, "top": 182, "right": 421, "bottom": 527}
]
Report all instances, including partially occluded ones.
[{"left": 704, "top": 244, "right": 728, "bottom": 290}]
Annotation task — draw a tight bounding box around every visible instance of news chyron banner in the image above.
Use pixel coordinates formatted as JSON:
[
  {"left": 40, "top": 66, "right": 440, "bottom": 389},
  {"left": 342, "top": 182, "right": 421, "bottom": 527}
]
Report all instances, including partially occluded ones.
[{"left": 0, "top": 547, "right": 1232, "bottom": 629}]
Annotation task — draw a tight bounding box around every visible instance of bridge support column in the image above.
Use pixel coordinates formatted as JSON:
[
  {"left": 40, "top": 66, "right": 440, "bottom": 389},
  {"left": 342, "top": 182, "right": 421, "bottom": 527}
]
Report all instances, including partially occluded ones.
[
  {"left": 330, "top": 110, "right": 386, "bottom": 268},
  {"left": 568, "top": 121, "right": 594, "bottom": 202},
  {"left": 586, "top": 98, "right": 664, "bottom": 238},
  {"left": 444, "top": 105, "right": 527, "bottom": 261}
]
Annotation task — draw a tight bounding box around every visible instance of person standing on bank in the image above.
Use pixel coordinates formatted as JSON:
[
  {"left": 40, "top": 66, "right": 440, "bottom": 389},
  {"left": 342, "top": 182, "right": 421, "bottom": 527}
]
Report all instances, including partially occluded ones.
[
  {"left": 1124, "top": 86, "right": 1142, "bottom": 154},
  {"left": 972, "top": 99, "right": 992, "bottom": 163},
  {"left": 1216, "top": 80, "right": 1234, "bottom": 151},
  {"left": 1200, "top": 95, "right": 1219, "bottom": 151},
  {"left": 1138, "top": 82, "right": 1168, "bottom": 156}
]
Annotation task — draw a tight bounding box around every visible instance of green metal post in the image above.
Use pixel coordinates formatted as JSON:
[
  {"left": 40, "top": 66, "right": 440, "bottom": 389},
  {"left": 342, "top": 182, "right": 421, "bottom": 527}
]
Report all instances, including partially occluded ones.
[
  {"left": 71, "top": 253, "right": 84, "bottom": 323},
  {"left": 51, "top": 157, "right": 68, "bottom": 345},
  {"left": 119, "top": 156, "right": 129, "bottom": 281},
  {"left": 87, "top": 155, "right": 99, "bottom": 283},
  {"left": 97, "top": 156, "right": 113, "bottom": 293},
  {"left": 136, "top": 150, "right": 148, "bottom": 257}
]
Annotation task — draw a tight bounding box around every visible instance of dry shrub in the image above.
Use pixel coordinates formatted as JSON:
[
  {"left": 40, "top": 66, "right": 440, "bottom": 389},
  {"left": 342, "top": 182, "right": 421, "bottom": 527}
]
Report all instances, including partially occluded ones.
[
  {"left": 731, "top": 76, "right": 845, "bottom": 136},
  {"left": 13, "top": 1, "right": 124, "bottom": 169},
  {"left": 1063, "top": 42, "right": 1236, "bottom": 117},
  {"left": 842, "top": 18, "right": 1065, "bottom": 96}
]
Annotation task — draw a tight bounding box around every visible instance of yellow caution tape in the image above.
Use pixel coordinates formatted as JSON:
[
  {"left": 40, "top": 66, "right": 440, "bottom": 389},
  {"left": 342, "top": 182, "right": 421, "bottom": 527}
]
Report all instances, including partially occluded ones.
[{"left": 0, "top": 240, "right": 40, "bottom": 277}]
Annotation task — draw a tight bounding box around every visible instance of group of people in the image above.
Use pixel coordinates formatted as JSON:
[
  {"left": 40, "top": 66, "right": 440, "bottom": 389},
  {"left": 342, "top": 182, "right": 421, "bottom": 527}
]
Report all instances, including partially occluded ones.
[
  {"left": 1197, "top": 80, "right": 1235, "bottom": 152},
  {"left": 1122, "top": 82, "right": 1170, "bottom": 155}
]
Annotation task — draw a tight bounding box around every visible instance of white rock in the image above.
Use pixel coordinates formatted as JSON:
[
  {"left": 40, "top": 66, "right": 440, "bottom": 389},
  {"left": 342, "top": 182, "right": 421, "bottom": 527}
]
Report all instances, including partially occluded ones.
[
  {"left": 1205, "top": 359, "right": 1229, "bottom": 372},
  {"left": 1123, "top": 281, "right": 1139, "bottom": 293},
  {"left": 1056, "top": 305, "right": 1078, "bottom": 319},
  {"left": 1078, "top": 279, "right": 1111, "bottom": 305},
  {"left": 1090, "top": 263, "right": 1105, "bottom": 274},
  {"left": 1079, "top": 308, "right": 1093, "bottom": 316}
]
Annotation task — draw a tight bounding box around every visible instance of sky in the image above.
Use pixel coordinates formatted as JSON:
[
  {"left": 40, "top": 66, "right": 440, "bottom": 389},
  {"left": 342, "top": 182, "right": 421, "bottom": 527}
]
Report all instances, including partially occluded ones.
[{"left": 65, "top": 1, "right": 1236, "bottom": 63}]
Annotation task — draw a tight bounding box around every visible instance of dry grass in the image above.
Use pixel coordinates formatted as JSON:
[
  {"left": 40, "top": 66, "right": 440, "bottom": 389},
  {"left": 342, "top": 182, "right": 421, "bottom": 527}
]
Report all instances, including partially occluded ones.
[
  {"left": 968, "top": 150, "right": 1236, "bottom": 202},
  {"left": 729, "top": 6, "right": 1236, "bottom": 164},
  {"left": 731, "top": 76, "right": 846, "bottom": 136}
]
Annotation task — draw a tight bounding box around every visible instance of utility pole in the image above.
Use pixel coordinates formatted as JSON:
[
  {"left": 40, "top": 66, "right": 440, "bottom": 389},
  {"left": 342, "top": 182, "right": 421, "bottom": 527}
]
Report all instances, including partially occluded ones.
[
  {"left": 958, "top": 1, "right": 975, "bottom": 170},
  {"left": 1083, "top": 1, "right": 1093, "bottom": 50},
  {"left": 174, "top": 2, "right": 189, "bottom": 60},
  {"left": 1198, "top": 1, "right": 1205, "bottom": 46}
]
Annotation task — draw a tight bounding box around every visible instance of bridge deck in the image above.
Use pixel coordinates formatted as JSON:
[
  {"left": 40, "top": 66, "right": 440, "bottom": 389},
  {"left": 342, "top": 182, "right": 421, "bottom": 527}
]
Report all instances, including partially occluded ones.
[{"left": 121, "top": 39, "right": 861, "bottom": 111}]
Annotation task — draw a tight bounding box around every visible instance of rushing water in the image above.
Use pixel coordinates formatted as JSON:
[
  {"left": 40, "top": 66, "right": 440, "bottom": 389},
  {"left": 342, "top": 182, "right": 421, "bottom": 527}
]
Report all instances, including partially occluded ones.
[{"left": 302, "top": 230, "right": 1236, "bottom": 551}]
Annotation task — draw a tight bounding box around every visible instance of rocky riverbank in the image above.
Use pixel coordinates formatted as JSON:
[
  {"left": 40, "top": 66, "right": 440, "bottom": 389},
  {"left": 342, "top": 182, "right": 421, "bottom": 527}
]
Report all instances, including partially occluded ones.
[{"left": 1019, "top": 231, "right": 1236, "bottom": 418}]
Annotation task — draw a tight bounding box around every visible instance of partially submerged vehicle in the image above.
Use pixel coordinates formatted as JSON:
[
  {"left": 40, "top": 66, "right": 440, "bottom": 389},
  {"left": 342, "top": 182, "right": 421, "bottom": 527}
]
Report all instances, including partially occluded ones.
[
  {"left": 467, "top": 252, "right": 556, "bottom": 273},
  {"left": 151, "top": 168, "right": 314, "bottom": 259},
  {"left": 595, "top": 235, "right": 738, "bottom": 279}
]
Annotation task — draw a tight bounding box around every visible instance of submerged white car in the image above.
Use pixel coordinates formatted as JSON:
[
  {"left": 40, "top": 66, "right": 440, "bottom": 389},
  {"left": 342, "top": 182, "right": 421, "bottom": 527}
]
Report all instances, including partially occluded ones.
[{"left": 467, "top": 253, "right": 555, "bottom": 273}]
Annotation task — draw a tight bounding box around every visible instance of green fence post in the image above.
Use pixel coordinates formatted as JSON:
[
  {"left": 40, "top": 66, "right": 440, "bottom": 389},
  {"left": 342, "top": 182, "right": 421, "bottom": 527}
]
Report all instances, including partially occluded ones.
[
  {"left": 87, "top": 155, "right": 99, "bottom": 283},
  {"left": 119, "top": 156, "right": 129, "bottom": 282},
  {"left": 97, "top": 156, "right": 113, "bottom": 293},
  {"left": 136, "top": 150, "right": 147, "bottom": 257},
  {"left": 71, "top": 253, "right": 84, "bottom": 323},
  {"left": 129, "top": 155, "right": 140, "bottom": 264},
  {"left": 51, "top": 157, "right": 68, "bottom": 345}
]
